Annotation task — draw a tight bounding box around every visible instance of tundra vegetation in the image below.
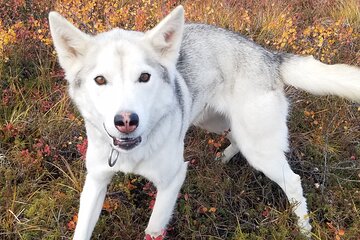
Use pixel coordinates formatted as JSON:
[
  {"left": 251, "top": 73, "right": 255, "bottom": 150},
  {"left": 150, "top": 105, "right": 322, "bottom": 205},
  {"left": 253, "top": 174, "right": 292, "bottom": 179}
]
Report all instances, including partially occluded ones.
[{"left": 0, "top": 0, "right": 359, "bottom": 239}]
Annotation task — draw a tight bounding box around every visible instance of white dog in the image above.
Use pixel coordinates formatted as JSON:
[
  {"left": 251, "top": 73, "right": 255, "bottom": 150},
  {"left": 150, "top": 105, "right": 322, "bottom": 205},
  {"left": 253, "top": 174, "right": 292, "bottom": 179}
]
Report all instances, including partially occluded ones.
[{"left": 49, "top": 6, "right": 360, "bottom": 239}]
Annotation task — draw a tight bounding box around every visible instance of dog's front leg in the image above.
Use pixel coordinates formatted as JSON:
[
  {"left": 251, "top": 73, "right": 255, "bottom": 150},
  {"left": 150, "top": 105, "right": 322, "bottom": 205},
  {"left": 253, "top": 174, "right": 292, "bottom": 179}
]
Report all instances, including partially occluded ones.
[
  {"left": 73, "top": 172, "right": 113, "bottom": 240},
  {"left": 145, "top": 161, "right": 188, "bottom": 239}
]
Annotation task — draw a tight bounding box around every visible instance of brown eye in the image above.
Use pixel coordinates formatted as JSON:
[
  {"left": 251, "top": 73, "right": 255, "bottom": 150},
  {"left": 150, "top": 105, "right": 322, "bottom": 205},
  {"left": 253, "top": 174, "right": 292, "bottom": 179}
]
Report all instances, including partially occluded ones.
[
  {"left": 139, "top": 73, "right": 151, "bottom": 83},
  {"left": 94, "top": 76, "right": 106, "bottom": 85}
]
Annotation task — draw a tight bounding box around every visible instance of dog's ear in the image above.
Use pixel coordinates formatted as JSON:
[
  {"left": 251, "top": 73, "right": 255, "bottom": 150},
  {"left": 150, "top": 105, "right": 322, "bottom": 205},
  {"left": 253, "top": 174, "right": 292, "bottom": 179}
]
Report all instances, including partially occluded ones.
[
  {"left": 144, "top": 5, "right": 184, "bottom": 64},
  {"left": 49, "top": 12, "right": 91, "bottom": 73}
]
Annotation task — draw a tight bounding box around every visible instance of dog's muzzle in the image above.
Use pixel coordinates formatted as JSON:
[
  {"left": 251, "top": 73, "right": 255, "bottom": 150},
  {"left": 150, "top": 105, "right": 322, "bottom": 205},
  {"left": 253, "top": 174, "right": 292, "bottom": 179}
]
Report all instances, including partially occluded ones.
[
  {"left": 103, "top": 124, "right": 142, "bottom": 167},
  {"left": 103, "top": 123, "right": 142, "bottom": 150}
]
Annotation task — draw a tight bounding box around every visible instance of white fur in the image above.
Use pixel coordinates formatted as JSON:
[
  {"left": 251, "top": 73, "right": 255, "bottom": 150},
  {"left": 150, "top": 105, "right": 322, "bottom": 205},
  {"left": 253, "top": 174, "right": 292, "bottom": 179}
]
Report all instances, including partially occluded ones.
[
  {"left": 281, "top": 55, "right": 360, "bottom": 102},
  {"left": 49, "top": 5, "right": 360, "bottom": 239},
  {"left": 144, "top": 6, "right": 184, "bottom": 65},
  {"left": 48, "top": 12, "right": 91, "bottom": 75}
]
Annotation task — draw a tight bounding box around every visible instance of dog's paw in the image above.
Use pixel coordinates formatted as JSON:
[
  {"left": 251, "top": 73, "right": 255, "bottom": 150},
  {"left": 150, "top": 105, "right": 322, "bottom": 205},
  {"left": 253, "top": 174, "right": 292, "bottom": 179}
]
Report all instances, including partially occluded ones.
[
  {"left": 144, "top": 230, "right": 167, "bottom": 240},
  {"left": 299, "top": 219, "right": 312, "bottom": 239}
]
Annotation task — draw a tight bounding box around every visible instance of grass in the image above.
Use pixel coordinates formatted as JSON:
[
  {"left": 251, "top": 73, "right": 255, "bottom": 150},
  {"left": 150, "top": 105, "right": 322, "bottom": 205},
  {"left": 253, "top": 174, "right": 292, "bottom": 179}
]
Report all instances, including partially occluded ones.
[{"left": 0, "top": 0, "right": 359, "bottom": 239}]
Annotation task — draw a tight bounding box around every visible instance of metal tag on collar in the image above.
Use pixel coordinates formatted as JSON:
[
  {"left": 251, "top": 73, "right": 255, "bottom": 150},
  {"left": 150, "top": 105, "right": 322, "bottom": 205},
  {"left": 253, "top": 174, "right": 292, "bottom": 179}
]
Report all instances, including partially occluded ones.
[{"left": 108, "top": 147, "right": 119, "bottom": 167}]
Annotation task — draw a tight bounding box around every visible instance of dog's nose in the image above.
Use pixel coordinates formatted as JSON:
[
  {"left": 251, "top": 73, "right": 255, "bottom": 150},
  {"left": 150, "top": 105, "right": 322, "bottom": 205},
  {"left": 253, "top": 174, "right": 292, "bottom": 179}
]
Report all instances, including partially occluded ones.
[{"left": 114, "top": 112, "right": 139, "bottom": 134}]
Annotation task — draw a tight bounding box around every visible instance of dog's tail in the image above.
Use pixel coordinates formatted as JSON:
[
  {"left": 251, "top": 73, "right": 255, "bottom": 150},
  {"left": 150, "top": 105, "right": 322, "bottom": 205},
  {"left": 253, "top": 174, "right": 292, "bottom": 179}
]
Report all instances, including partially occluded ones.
[{"left": 279, "top": 54, "right": 360, "bottom": 102}]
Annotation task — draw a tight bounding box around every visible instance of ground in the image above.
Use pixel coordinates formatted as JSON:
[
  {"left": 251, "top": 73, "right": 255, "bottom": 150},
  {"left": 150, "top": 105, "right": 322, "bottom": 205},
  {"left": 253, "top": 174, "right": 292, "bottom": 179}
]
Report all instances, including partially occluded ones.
[{"left": 0, "top": 0, "right": 359, "bottom": 239}]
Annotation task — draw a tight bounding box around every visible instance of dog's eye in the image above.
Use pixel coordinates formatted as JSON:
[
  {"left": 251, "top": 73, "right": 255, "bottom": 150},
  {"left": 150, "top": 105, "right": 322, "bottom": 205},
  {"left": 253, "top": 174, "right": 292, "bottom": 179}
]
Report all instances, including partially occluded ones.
[
  {"left": 94, "top": 76, "right": 107, "bottom": 85},
  {"left": 139, "top": 73, "right": 151, "bottom": 83}
]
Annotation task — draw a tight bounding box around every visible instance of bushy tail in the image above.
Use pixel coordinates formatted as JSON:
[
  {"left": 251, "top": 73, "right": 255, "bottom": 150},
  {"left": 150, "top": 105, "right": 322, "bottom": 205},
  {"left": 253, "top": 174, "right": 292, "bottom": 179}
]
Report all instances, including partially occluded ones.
[{"left": 279, "top": 54, "right": 360, "bottom": 102}]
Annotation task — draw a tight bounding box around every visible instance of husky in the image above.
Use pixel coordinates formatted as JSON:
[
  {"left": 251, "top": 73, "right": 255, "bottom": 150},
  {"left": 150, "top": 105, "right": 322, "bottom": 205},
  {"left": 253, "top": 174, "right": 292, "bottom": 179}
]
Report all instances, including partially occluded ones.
[{"left": 49, "top": 5, "right": 360, "bottom": 239}]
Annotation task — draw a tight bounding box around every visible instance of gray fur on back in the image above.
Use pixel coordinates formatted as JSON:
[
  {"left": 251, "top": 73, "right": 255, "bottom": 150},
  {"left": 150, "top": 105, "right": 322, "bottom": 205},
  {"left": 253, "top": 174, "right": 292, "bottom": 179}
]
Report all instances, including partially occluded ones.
[{"left": 177, "top": 24, "right": 283, "bottom": 119}]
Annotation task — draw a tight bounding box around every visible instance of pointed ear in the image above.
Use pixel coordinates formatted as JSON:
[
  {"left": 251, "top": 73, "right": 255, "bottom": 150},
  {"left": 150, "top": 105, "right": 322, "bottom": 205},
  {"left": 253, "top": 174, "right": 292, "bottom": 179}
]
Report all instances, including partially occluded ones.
[
  {"left": 49, "top": 12, "right": 91, "bottom": 73},
  {"left": 144, "top": 6, "right": 184, "bottom": 64}
]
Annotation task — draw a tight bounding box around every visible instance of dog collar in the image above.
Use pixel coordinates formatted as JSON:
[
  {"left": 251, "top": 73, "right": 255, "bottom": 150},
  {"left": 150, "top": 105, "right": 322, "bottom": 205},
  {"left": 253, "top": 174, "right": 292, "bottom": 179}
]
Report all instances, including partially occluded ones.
[{"left": 108, "top": 147, "right": 119, "bottom": 167}]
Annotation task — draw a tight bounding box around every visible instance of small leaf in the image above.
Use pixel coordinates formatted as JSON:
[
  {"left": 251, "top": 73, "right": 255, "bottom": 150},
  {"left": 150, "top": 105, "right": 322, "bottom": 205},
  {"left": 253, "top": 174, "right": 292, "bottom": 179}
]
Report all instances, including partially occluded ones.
[
  {"left": 67, "top": 220, "right": 76, "bottom": 231},
  {"left": 149, "top": 199, "right": 156, "bottom": 209},
  {"left": 145, "top": 234, "right": 152, "bottom": 240},
  {"left": 199, "top": 207, "right": 208, "bottom": 213},
  {"left": 102, "top": 199, "right": 112, "bottom": 212},
  {"left": 184, "top": 193, "right": 189, "bottom": 201},
  {"left": 209, "top": 207, "right": 217, "bottom": 213}
]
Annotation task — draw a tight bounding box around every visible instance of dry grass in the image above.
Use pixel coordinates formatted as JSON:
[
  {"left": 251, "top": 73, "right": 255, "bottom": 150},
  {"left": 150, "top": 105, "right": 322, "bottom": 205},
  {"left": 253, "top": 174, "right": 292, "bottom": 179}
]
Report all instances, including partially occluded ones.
[
  {"left": 331, "top": 0, "right": 360, "bottom": 29},
  {"left": 1, "top": 0, "right": 359, "bottom": 239}
]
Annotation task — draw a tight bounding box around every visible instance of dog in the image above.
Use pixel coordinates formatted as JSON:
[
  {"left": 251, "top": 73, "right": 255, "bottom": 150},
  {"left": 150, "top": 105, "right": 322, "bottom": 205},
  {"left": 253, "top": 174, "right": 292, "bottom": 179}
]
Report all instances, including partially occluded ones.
[{"left": 49, "top": 5, "right": 360, "bottom": 239}]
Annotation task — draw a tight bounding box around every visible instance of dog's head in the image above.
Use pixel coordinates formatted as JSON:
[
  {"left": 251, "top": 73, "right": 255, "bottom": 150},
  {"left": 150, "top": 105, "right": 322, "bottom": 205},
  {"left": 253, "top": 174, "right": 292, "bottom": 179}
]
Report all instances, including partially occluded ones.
[{"left": 49, "top": 6, "right": 184, "bottom": 152}]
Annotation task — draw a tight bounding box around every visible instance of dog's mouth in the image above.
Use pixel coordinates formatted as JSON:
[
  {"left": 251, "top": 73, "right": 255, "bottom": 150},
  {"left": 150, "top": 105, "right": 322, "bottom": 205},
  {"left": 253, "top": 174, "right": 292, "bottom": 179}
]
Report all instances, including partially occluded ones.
[
  {"left": 103, "top": 124, "right": 142, "bottom": 151},
  {"left": 112, "top": 136, "right": 142, "bottom": 150}
]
